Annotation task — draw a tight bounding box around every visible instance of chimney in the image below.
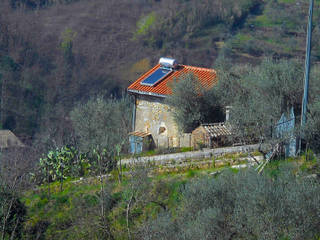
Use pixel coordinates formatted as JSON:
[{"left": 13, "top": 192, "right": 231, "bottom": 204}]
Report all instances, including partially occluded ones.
[{"left": 225, "top": 106, "right": 232, "bottom": 122}]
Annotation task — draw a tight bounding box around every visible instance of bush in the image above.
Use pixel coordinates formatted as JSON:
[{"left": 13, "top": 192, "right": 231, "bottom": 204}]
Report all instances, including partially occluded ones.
[
  {"left": 140, "top": 166, "right": 320, "bottom": 239},
  {"left": 37, "top": 146, "right": 81, "bottom": 183}
]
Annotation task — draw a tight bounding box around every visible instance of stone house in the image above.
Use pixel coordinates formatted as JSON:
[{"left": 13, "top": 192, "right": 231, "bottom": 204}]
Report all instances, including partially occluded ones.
[{"left": 127, "top": 58, "right": 217, "bottom": 153}]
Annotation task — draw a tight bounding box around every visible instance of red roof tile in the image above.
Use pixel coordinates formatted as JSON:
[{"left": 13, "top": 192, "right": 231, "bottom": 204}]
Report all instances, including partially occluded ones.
[{"left": 127, "top": 64, "right": 217, "bottom": 97}]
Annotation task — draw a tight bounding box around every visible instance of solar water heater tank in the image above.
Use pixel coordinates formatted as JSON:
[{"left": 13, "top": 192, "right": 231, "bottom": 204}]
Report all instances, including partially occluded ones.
[{"left": 159, "top": 57, "right": 178, "bottom": 69}]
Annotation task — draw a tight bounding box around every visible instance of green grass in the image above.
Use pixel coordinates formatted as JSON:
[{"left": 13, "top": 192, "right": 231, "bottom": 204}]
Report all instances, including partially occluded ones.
[
  {"left": 229, "top": 33, "right": 252, "bottom": 49},
  {"left": 180, "top": 147, "right": 193, "bottom": 152},
  {"left": 21, "top": 152, "right": 320, "bottom": 240},
  {"left": 23, "top": 181, "right": 100, "bottom": 217},
  {"left": 135, "top": 12, "right": 156, "bottom": 36},
  {"left": 278, "top": 0, "right": 296, "bottom": 3},
  {"left": 250, "top": 14, "right": 281, "bottom": 28},
  {"left": 186, "top": 169, "right": 197, "bottom": 178}
]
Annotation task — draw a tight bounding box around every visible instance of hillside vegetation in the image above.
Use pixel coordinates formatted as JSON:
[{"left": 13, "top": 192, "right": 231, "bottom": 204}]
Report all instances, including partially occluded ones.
[
  {"left": 1, "top": 1, "right": 320, "bottom": 239},
  {"left": 12, "top": 156, "right": 320, "bottom": 239},
  {"left": 0, "top": 0, "right": 319, "bottom": 142}
]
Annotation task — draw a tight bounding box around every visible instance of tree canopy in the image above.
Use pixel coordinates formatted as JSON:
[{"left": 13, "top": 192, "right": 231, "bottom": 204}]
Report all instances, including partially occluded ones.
[
  {"left": 215, "top": 57, "right": 320, "bottom": 148},
  {"left": 70, "top": 96, "right": 132, "bottom": 168},
  {"left": 165, "top": 73, "right": 223, "bottom": 133},
  {"left": 140, "top": 167, "right": 320, "bottom": 240}
]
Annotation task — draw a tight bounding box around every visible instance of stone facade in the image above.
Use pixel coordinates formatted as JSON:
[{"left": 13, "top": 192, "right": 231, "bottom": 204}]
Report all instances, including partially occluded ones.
[
  {"left": 192, "top": 126, "right": 208, "bottom": 149},
  {"left": 128, "top": 60, "right": 217, "bottom": 150},
  {"left": 134, "top": 95, "right": 182, "bottom": 148},
  {"left": 191, "top": 123, "right": 232, "bottom": 149}
]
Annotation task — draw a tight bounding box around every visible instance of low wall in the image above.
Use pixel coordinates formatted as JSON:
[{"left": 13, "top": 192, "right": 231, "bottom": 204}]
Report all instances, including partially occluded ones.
[{"left": 121, "top": 144, "right": 260, "bottom": 166}]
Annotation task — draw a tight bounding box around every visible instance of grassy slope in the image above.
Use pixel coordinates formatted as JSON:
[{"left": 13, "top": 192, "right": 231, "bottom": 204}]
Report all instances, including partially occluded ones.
[
  {"left": 220, "top": 1, "right": 320, "bottom": 64},
  {"left": 21, "top": 152, "right": 320, "bottom": 240}
]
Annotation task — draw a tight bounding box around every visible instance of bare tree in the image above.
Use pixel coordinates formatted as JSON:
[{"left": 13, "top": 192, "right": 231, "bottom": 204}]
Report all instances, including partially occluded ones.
[
  {"left": 125, "top": 163, "right": 151, "bottom": 239},
  {"left": 0, "top": 147, "right": 37, "bottom": 239}
]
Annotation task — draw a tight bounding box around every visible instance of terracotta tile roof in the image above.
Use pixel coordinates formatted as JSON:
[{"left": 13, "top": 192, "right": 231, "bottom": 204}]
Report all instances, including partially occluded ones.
[
  {"left": 127, "top": 64, "right": 217, "bottom": 97},
  {"left": 201, "top": 123, "right": 232, "bottom": 138},
  {"left": 129, "top": 131, "right": 151, "bottom": 138}
]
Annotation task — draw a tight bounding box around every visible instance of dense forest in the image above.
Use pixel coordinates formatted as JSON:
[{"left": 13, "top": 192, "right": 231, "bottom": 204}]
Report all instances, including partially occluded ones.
[{"left": 1, "top": 0, "right": 320, "bottom": 239}]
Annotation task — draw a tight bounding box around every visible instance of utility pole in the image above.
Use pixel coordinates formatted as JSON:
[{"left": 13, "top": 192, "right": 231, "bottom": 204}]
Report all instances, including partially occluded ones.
[{"left": 300, "top": 0, "right": 314, "bottom": 153}]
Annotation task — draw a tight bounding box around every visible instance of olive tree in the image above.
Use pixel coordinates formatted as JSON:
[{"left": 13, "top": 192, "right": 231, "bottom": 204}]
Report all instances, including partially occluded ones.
[
  {"left": 165, "top": 73, "right": 223, "bottom": 133},
  {"left": 214, "top": 57, "right": 320, "bottom": 155},
  {"left": 70, "top": 95, "right": 131, "bottom": 238},
  {"left": 215, "top": 58, "right": 305, "bottom": 144},
  {"left": 140, "top": 166, "right": 320, "bottom": 240},
  {"left": 70, "top": 95, "right": 132, "bottom": 173}
]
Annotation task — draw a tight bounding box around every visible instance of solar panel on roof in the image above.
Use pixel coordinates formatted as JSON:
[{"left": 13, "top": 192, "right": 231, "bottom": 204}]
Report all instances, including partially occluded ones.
[{"left": 140, "top": 68, "right": 172, "bottom": 86}]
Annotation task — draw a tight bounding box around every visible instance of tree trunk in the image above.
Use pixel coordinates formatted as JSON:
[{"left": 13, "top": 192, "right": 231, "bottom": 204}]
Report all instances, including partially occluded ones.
[{"left": 126, "top": 194, "right": 134, "bottom": 240}]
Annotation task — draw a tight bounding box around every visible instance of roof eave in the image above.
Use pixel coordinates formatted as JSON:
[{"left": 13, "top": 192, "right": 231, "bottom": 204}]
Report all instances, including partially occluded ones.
[{"left": 127, "top": 89, "right": 168, "bottom": 98}]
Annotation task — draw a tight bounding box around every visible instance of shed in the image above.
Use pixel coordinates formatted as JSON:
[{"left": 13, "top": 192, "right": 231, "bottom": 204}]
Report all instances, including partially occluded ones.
[
  {"left": 0, "top": 130, "right": 25, "bottom": 150},
  {"left": 129, "top": 131, "right": 154, "bottom": 154},
  {"left": 192, "top": 123, "right": 231, "bottom": 149}
]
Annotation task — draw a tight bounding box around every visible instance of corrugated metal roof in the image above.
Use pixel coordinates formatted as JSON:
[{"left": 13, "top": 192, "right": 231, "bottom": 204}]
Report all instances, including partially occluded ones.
[
  {"left": 128, "top": 131, "right": 151, "bottom": 138},
  {"left": 201, "top": 123, "right": 232, "bottom": 138},
  {"left": 127, "top": 64, "right": 217, "bottom": 96}
]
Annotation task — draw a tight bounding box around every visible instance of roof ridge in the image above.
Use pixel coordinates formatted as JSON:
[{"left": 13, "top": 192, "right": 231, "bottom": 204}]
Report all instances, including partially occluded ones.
[
  {"left": 182, "top": 65, "right": 216, "bottom": 72},
  {"left": 202, "top": 122, "right": 227, "bottom": 126}
]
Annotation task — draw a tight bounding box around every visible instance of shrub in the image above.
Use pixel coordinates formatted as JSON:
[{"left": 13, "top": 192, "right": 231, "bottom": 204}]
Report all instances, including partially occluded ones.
[
  {"left": 140, "top": 166, "right": 320, "bottom": 239},
  {"left": 35, "top": 145, "right": 89, "bottom": 185}
]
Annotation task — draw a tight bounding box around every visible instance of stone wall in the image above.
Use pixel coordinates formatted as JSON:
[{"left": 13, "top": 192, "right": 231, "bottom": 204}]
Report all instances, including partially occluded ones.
[
  {"left": 191, "top": 126, "right": 207, "bottom": 149},
  {"left": 179, "top": 133, "right": 192, "bottom": 148},
  {"left": 121, "top": 144, "right": 260, "bottom": 166},
  {"left": 135, "top": 95, "right": 190, "bottom": 148}
]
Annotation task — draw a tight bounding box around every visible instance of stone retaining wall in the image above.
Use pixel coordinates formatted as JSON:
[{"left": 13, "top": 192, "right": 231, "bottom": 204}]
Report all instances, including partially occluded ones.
[{"left": 121, "top": 144, "right": 260, "bottom": 166}]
